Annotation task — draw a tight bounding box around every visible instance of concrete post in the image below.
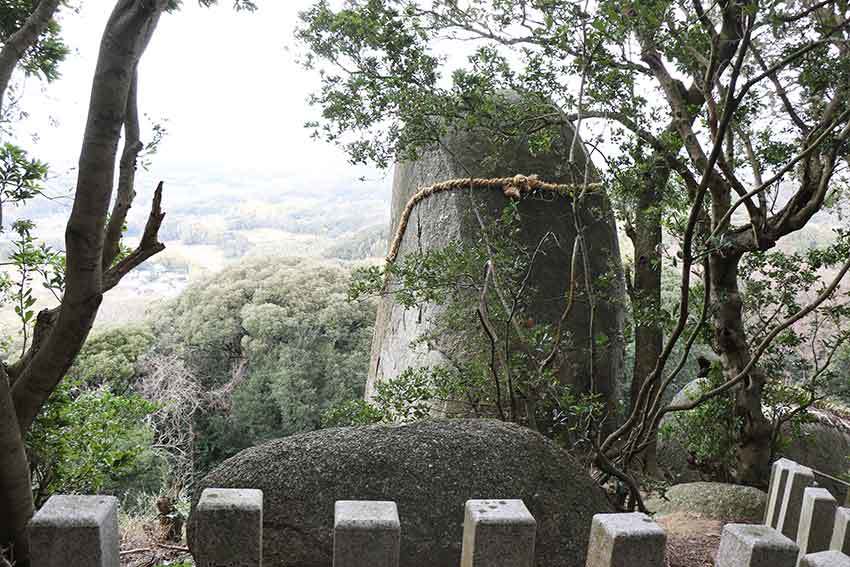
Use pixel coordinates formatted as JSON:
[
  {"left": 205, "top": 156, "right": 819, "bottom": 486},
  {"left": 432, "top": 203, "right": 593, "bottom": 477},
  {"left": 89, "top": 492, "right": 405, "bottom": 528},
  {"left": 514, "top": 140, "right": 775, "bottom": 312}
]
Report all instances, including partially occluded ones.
[
  {"left": 777, "top": 465, "right": 815, "bottom": 540},
  {"left": 831, "top": 508, "right": 850, "bottom": 554},
  {"left": 799, "top": 551, "right": 850, "bottom": 567},
  {"left": 585, "top": 513, "right": 666, "bottom": 567},
  {"left": 766, "top": 458, "right": 798, "bottom": 527},
  {"left": 333, "top": 501, "right": 400, "bottom": 567},
  {"left": 715, "top": 524, "right": 798, "bottom": 567},
  {"left": 798, "top": 488, "right": 838, "bottom": 559},
  {"left": 461, "top": 499, "right": 537, "bottom": 567},
  {"left": 28, "top": 495, "right": 119, "bottom": 567},
  {"left": 193, "top": 488, "right": 263, "bottom": 567}
]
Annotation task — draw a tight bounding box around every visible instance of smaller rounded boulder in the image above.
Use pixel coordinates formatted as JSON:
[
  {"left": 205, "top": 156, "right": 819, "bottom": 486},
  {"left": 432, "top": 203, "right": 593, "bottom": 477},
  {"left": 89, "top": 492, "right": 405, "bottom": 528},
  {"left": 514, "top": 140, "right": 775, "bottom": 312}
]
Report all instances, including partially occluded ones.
[
  {"left": 646, "top": 482, "right": 767, "bottom": 523},
  {"left": 188, "top": 419, "right": 612, "bottom": 567}
]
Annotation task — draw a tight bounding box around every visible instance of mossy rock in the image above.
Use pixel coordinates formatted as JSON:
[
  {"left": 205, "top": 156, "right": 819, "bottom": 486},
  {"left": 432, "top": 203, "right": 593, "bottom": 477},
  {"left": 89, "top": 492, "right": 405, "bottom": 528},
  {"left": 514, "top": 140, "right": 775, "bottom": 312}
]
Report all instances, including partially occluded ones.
[
  {"left": 646, "top": 482, "right": 767, "bottom": 523},
  {"left": 188, "top": 419, "right": 612, "bottom": 567}
]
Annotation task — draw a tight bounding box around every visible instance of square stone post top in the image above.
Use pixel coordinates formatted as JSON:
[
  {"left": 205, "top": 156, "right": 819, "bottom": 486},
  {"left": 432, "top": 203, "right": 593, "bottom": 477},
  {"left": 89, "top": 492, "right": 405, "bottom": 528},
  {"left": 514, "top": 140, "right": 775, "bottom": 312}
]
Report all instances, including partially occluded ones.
[
  {"left": 799, "top": 551, "right": 850, "bottom": 567},
  {"left": 585, "top": 513, "right": 666, "bottom": 567},
  {"left": 778, "top": 465, "right": 815, "bottom": 541},
  {"left": 334, "top": 501, "right": 400, "bottom": 567},
  {"left": 194, "top": 488, "right": 263, "bottom": 567},
  {"left": 831, "top": 508, "right": 850, "bottom": 554},
  {"left": 335, "top": 501, "right": 401, "bottom": 531},
  {"left": 766, "top": 459, "right": 798, "bottom": 527},
  {"left": 28, "top": 495, "right": 119, "bottom": 567},
  {"left": 461, "top": 499, "right": 537, "bottom": 567},
  {"left": 798, "top": 488, "right": 839, "bottom": 558},
  {"left": 198, "top": 487, "right": 263, "bottom": 512},
  {"left": 715, "top": 524, "right": 798, "bottom": 567}
]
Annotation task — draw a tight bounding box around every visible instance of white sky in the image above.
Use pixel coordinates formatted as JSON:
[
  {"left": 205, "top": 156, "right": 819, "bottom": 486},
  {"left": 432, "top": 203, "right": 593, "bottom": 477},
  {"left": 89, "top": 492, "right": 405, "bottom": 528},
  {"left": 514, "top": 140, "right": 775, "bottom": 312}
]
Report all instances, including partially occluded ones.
[{"left": 14, "top": 0, "right": 390, "bottom": 199}]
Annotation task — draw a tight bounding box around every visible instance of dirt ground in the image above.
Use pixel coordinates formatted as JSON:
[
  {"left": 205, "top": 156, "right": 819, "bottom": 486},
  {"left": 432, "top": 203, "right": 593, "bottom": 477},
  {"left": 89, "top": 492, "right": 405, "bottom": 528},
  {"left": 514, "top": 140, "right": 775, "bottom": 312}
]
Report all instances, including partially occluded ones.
[{"left": 659, "top": 513, "right": 726, "bottom": 567}]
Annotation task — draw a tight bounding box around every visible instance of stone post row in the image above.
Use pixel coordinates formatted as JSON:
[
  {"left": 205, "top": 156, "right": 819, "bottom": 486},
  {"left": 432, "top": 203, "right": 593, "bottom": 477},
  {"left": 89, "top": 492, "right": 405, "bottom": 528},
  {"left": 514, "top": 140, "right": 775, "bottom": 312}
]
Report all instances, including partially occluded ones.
[
  {"left": 797, "top": 487, "right": 838, "bottom": 560},
  {"left": 333, "top": 501, "right": 401, "bottom": 567},
  {"left": 193, "top": 488, "right": 264, "bottom": 567},
  {"left": 585, "top": 513, "right": 667, "bottom": 567},
  {"left": 461, "top": 499, "right": 537, "bottom": 567},
  {"left": 715, "top": 524, "right": 799, "bottom": 567},
  {"left": 28, "top": 495, "right": 120, "bottom": 567},
  {"left": 777, "top": 463, "right": 815, "bottom": 540}
]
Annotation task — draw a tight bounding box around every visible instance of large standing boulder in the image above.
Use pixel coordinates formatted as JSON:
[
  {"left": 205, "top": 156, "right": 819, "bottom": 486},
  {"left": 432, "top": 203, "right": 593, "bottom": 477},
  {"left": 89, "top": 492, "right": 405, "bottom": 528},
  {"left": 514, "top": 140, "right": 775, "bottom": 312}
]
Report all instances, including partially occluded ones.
[
  {"left": 188, "top": 419, "right": 612, "bottom": 567},
  {"left": 367, "top": 98, "right": 626, "bottom": 419}
]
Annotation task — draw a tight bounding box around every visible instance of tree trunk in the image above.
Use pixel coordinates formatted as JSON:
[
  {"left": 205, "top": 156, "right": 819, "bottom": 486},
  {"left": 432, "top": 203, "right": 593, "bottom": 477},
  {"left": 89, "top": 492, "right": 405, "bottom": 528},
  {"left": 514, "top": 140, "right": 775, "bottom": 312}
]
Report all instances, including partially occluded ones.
[
  {"left": 710, "top": 251, "right": 772, "bottom": 487},
  {"left": 11, "top": 0, "right": 167, "bottom": 433},
  {"left": 0, "top": 368, "right": 34, "bottom": 566},
  {"left": 1, "top": 2, "right": 169, "bottom": 563},
  {"left": 628, "top": 159, "right": 668, "bottom": 473}
]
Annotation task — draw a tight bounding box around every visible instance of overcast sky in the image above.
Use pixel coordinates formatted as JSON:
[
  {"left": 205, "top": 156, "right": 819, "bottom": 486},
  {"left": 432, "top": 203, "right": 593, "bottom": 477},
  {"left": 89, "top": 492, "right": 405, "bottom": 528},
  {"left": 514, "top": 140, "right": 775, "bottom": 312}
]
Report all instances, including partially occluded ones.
[{"left": 15, "top": 0, "right": 390, "bottom": 200}]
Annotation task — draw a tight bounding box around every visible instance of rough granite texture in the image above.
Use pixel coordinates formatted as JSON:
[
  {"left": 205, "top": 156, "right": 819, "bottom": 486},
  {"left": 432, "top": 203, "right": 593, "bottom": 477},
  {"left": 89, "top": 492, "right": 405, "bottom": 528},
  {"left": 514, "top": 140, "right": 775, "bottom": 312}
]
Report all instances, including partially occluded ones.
[
  {"left": 766, "top": 458, "right": 797, "bottom": 527},
  {"left": 188, "top": 419, "right": 613, "bottom": 567},
  {"left": 585, "top": 513, "right": 667, "bottom": 567},
  {"left": 715, "top": 524, "right": 798, "bottom": 567},
  {"left": 334, "top": 501, "right": 400, "bottom": 567},
  {"left": 645, "top": 482, "right": 767, "bottom": 523},
  {"left": 28, "top": 495, "right": 119, "bottom": 567},
  {"left": 193, "top": 488, "right": 263, "bottom": 567},
  {"left": 798, "top": 488, "right": 838, "bottom": 558},
  {"left": 778, "top": 466, "right": 816, "bottom": 541},
  {"left": 800, "top": 551, "right": 850, "bottom": 567},
  {"left": 366, "top": 110, "right": 626, "bottom": 419},
  {"left": 832, "top": 508, "right": 850, "bottom": 554},
  {"left": 460, "top": 500, "right": 536, "bottom": 567}
]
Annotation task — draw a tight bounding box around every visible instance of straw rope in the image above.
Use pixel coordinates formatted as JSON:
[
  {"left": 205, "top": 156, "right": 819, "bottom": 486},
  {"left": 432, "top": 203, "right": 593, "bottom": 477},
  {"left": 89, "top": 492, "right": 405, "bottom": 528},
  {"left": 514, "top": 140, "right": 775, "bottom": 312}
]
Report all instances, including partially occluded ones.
[{"left": 386, "top": 174, "right": 603, "bottom": 264}]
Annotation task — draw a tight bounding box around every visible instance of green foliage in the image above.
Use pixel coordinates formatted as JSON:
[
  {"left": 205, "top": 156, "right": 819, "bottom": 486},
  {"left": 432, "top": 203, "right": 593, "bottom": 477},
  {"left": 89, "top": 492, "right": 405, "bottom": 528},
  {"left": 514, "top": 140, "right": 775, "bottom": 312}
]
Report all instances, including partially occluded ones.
[
  {"left": 348, "top": 202, "right": 605, "bottom": 441},
  {"left": 321, "top": 398, "right": 384, "bottom": 427},
  {"left": 27, "top": 376, "right": 157, "bottom": 506},
  {"left": 0, "top": 143, "right": 48, "bottom": 220},
  {"left": 740, "top": 233, "right": 850, "bottom": 392},
  {"left": 0, "top": 3, "right": 69, "bottom": 83},
  {"left": 661, "top": 365, "right": 741, "bottom": 481},
  {"left": 1, "top": 219, "right": 65, "bottom": 355},
  {"left": 662, "top": 363, "right": 822, "bottom": 481},
  {"left": 150, "top": 256, "right": 376, "bottom": 471},
  {"left": 69, "top": 326, "right": 156, "bottom": 394}
]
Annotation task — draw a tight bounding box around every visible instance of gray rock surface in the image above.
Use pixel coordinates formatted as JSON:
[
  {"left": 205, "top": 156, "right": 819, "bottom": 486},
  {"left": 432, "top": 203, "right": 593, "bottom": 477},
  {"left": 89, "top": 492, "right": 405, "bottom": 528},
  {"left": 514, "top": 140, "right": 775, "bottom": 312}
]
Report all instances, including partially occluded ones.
[
  {"left": 28, "top": 495, "right": 119, "bottom": 567},
  {"left": 645, "top": 482, "right": 767, "bottom": 523},
  {"left": 193, "top": 488, "right": 263, "bottom": 567},
  {"left": 832, "top": 507, "right": 850, "bottom": 554},
  {"left": 715, "top": 524, "right": 798, "bottom": 567},
  {"left": 188, "top": 419, "right": 612, "bottom": 567},
  {"left": 786, "top": 418, "right": 850, "bottom": 486},
  {"left": 461, "top": 500, "right": 536, "bottom": 567},
  {"left": 800, "top": 550, "right": 850, "bottom": 567},
  {"left": 585, "top": 513, "right": 667, "bottom": 567},
  {"left": 798, "top": 488, "right": 838, "bottom": 559},
  {"left": 334, "top": 501, "right": 400, "bottom": 567},
  {"left": 367, "top": 98, "right": 625, "bottom": 419}
]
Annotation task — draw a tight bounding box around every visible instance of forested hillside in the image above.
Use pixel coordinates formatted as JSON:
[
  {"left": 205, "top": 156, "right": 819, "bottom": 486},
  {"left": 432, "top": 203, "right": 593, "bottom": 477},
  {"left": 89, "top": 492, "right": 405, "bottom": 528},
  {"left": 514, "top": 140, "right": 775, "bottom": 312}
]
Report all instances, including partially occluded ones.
[
  {"left": 25, "top": 256, "right": 376, "bottom": 511},
  {"left": 1, "top": 1, "right": 849, "bottom": 567}
]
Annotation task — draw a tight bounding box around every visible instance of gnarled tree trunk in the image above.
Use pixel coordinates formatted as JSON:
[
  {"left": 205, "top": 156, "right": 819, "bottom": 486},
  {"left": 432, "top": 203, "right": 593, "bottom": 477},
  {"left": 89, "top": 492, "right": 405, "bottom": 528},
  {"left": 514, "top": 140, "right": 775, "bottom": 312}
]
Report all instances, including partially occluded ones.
[
  {"left": 710, "top": 251, "right": 772, "bottom": 486},
  {"left": 0, "top": 1, "right": 169, "bottom": 563}
]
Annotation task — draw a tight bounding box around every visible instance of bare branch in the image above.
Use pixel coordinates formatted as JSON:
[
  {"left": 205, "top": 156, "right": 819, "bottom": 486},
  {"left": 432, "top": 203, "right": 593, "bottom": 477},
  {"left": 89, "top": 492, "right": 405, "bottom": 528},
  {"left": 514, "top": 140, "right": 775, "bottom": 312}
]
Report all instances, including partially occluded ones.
[
  {"left": 663, "top": 257, "right": 850, "bottom": 414},
  {"left": 103, "top": 181, "right": 166, "bottom": 292}
]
